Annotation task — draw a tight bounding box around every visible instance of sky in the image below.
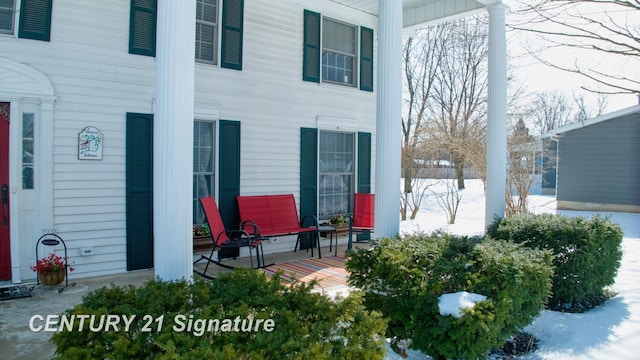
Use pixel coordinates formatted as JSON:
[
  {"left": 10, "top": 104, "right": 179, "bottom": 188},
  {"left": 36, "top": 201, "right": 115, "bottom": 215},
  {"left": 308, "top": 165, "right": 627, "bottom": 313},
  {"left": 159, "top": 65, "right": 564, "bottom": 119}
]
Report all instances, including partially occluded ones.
[{"left": 503, "top": 0, "right": 639, "bottom": 113}]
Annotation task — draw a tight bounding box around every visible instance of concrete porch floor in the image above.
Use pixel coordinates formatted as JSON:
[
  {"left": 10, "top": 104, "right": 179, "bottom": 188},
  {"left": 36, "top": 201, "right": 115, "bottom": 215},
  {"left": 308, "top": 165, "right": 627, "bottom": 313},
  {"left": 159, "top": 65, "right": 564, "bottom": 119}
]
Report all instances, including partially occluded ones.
[{"left": 0, "top": 240, "right": 369, "bottom": 359}]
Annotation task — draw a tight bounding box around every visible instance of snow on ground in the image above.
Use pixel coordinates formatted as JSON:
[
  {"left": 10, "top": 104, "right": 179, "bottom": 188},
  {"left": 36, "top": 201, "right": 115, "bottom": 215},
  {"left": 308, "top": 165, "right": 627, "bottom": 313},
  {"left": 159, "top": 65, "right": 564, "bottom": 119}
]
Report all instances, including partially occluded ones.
[{"left": 382, "top": 179, "right": 640, "bottom": 359}]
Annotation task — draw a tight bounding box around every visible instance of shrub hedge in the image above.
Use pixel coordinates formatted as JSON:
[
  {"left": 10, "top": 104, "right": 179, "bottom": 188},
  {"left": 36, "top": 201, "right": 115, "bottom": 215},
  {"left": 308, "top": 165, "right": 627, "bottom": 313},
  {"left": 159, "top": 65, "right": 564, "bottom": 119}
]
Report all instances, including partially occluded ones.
[
  {"left": 51, "top": 269, "right": 386, "bottom": 359},
  {"left": 487, "top": 213, "right": 623, "bottom": 309},
  {"left": 346, "top": 233, "right": 553, "bottom": 360}
]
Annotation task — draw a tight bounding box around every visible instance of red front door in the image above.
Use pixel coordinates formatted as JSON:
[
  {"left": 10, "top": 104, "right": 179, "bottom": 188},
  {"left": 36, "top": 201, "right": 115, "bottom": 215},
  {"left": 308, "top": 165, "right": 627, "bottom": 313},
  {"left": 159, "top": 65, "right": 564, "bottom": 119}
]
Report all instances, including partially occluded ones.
[{"left": 0, "top": 102, "right": 11, "bottom": 280}]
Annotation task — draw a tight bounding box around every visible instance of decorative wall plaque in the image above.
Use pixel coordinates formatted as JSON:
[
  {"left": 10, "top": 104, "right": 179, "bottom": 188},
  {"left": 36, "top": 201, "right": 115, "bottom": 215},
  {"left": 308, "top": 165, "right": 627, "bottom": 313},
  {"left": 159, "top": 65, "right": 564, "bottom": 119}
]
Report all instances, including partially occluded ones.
[{"left": 78, "top": 126, "right": 103, "bottom": 160}]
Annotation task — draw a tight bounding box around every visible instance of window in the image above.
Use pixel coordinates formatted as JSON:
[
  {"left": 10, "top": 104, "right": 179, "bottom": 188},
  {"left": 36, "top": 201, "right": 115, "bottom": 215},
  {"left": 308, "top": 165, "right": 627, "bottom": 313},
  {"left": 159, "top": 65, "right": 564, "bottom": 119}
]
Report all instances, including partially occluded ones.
[
  {"left": 318, "top": 131, "right": 354, "bottom": 219},
  {"left": 322, "top": 18, "right": 356, "bottom": 86},
  {"left": 300, "top": 129, "right": 371, "bottom": 223},
  {"left": 0, "top": 0, "right": 14, "bottom": 34},
  {"left": 128, "top": 0, "right": 243, "bottom": 67},
  {"left": 195, "top": 0, "right": 218, "bottom": 64},
  {"left": 193, "top": 121, "right": 216, "bottom": 225},
  {"left": 303, "top": 10, "right": 373, "bottom": 90},
  {"left": 22, "top": 113, "right": 34, "bottom": 189},
  {"left": 195, "top": 0, "right": 244, "bottom": 69}
]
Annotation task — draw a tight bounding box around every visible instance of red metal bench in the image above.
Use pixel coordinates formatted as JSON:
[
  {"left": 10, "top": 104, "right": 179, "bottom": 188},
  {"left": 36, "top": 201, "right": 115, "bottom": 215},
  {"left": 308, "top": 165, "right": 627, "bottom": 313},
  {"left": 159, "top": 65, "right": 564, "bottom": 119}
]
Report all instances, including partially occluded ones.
[{"left": 236, "top": 194, "right": 322, "bottom": 258}]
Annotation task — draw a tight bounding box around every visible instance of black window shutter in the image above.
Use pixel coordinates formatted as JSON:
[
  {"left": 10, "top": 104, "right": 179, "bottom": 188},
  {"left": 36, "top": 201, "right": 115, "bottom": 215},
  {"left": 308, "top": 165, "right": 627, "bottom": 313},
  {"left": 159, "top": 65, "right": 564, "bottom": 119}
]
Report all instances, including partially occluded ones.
[
  {"left": 302, "top": 10, "right": 320, "bottom": 83},
  {"left": 357, "top": 132, "right": 372, "bottom": 193},
  {"left": 129, "top": 0, "right": 157, "bottom": 56},
  {"left": 300, "top": 127, "right": 318, "bottom": 220},
  {"left": 218, "top": 120, "right": 241, "bottom": 259},
  {"left": 360, "top": 27, "right": 374, "bottom": 92},
  {"left": 221, "top": 0, "right": 244, "bottom": 70},
  {"left": 218, "top": 120, "right": 241, "bottom": 229},
  {"left": 126, "top": 112, "right": 154, "bottom": 270},
  {"left": 357, "top": 131, "right": 372, "bottom": 241},
  {"left": 18, "top": 0, "right": 53, "bottom": 41}
]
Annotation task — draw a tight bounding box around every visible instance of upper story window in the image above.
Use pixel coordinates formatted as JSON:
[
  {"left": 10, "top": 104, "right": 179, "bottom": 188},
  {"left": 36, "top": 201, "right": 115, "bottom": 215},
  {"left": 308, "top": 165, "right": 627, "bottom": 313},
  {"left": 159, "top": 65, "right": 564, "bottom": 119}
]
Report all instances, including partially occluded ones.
[
  {"left": 0, "top": 0, "right": 14, "bottom": 35},
  {"left": 303, "top": 10, "right": 374, "bottom": 92},
  {"left": 1, "top": 0, "right": 53, "bottom": 40},
  {"left": 322, "top": 18, "right": 356, "bottom": 86},
  {"left": 129, "top": 0, "right": 243, "bottom": 70},
  {"left": 195, "top": 0, "right": 218, "bottom": 64}
]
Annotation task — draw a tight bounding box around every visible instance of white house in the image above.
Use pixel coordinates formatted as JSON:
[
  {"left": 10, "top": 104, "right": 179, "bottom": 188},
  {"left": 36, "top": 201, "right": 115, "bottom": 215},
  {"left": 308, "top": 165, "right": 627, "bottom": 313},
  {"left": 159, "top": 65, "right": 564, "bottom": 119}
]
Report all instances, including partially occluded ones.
[{"left": 0, "top": 0, "right": 507, "bottom": 283}]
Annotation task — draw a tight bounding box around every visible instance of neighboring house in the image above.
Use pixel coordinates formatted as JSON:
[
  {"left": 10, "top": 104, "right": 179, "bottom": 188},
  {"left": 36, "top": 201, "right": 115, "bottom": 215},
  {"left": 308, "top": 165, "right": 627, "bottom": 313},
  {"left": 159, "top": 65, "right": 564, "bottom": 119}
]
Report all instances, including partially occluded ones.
[
  {"left": 0, "top": 0, "right": 508, "bottom": 283},
  {"left": 541, "top": 104, "right": 640, "bottom": 213}
]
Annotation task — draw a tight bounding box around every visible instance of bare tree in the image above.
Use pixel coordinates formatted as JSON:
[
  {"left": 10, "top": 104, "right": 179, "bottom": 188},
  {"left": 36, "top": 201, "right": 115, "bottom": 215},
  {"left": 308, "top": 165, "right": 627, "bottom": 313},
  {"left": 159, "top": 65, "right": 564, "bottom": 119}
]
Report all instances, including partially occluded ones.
[
  {"left": 505, "top": 119, "right": 537, "bottom": 216},
  {"left": 401, "top": 26, "right": 446, "bottom": 219},
  {"left": 508, "top": 0, "right": 640, "bottom": 96},
  {"left": 523, "top": 90, "right": 608, "bottom": 136},
  {"left": 526, "top": 90, "right": 575, "bottom": 135},
  {"left": 423, "top": 16, "right": 489, "bottom": 190},
  {"left": 432, "top": 179, "right": 462, "bottom": 224},
  {"left": 572, "top": 91, "right": 608, "bottom": 122}
]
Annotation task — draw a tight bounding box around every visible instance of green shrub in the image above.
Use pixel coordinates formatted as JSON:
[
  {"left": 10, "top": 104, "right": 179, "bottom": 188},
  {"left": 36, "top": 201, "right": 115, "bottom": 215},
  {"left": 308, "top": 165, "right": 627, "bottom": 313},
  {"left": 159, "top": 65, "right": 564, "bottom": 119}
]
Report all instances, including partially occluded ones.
[
  {"left": 346, "top": 233, "right": 553, "bottom": 359},
  {"left": 487, "top": 213, "right": 623, "bottom": 309},
  {"left": 51, "top": 269, "right": 386, "bottom": 359}
]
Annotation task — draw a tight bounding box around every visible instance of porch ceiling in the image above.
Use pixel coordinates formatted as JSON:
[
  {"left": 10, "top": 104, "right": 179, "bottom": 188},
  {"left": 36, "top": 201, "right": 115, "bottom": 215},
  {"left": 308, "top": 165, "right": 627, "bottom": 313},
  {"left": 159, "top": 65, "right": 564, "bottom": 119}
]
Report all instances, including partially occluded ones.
[{"left": 331, "top": 0, "right": 503, "bottom": 30}]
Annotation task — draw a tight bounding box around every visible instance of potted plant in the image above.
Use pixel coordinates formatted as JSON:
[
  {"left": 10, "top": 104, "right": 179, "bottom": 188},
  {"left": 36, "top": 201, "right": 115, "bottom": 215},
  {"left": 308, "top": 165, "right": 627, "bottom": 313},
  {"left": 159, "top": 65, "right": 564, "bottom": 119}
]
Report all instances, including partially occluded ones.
[
  {"left": 193, "top": 224, "right": 212, "bottom": 252},
  {"left": 193, "top": 223, "right": 210, "bottom": 237},
  {"left": 328, "top": 214, "right": 350, "bottom": 234},
  {"left": 31, "top": 253, "right": 74, "bottom": 286},
  {"left": 329, "top": 214, "right": 349, "bottom": 226}
]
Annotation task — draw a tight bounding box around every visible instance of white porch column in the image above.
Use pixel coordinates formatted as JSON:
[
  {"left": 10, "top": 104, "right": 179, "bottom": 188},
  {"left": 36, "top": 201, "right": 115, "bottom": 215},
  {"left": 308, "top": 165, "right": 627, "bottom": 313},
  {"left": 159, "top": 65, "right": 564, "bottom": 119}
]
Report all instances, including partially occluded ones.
[
  {"left": 375, "top": 0, "right": 403, "bottom": 238},
  {"left": 485, "top": 3, "right": 508, "bottom": 228},
  {"left": 154, "top": 0, "right": 196, "bottom": 280}
]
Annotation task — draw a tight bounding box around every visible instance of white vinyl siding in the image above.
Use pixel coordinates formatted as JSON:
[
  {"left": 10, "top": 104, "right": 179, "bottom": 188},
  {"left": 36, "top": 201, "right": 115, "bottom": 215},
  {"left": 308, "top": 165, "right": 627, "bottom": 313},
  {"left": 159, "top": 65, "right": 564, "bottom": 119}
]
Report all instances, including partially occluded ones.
[{"left": 0, "top": 0, "right": 377, "bottom": 277}]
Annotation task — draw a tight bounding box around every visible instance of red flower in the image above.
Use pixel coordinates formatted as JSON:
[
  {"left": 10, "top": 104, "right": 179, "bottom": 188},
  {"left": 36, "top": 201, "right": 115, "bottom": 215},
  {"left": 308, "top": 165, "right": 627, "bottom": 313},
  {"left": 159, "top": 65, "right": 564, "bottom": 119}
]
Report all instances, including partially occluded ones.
[{"left": 31, "top": 253, "right": 75, "bottom": 274}]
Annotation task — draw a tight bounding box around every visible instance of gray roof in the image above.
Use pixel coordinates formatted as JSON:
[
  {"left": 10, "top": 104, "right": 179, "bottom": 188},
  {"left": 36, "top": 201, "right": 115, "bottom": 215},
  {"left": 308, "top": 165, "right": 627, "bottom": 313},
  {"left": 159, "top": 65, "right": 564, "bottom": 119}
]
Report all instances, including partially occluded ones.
[{"left": 540, "top": 104, "right": 640, "bottom": 138}]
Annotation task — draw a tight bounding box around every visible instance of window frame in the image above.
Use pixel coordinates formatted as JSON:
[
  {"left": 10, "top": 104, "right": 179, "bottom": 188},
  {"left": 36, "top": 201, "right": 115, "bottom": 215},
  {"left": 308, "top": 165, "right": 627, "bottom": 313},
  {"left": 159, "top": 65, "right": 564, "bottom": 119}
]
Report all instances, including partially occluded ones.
[
  {"left": 22, "top": 112, "right": 35, "bottom": 189},
  {"left": 0, "top": 0, "right": 15, "bottom": 35},
  {"left": 195, "top": 0, "right": 219, "bottom": 65},
  {"left": 300, "top": 128, "right": 371, "bottom": 224},
  {"left": 318, "top": 130, "right": 356, "bottom": 220},
  {"left": 321, "top": 16, "right": 358, "bottom": 87},
  {"left": 303, "top": 9, "right": 373, "bottom": 91},
  {"left": 193, "top": 120, "right": 217, "bottom": 225}
]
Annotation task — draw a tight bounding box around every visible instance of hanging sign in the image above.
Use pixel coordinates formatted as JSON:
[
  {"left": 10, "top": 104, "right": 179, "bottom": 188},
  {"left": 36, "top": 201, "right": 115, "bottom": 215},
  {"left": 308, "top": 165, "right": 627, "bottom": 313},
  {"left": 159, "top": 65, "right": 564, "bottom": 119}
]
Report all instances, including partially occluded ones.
[{"left": 78, "top": 126, "right": 103, "bottom": 160}]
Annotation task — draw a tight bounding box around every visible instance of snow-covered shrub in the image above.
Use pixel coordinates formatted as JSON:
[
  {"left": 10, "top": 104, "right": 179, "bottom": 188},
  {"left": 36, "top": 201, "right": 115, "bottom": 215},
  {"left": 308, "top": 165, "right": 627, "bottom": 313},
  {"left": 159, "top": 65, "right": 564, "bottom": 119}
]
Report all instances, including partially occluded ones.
[
  {"left": 488, "top": 213, "right": 623, "bottom": 310},
  {"left": 51, "top": 269, "right": 386, "bottom": 359},
  {"left": 346, "top": 233, "right": 553, "bottom": 360}
]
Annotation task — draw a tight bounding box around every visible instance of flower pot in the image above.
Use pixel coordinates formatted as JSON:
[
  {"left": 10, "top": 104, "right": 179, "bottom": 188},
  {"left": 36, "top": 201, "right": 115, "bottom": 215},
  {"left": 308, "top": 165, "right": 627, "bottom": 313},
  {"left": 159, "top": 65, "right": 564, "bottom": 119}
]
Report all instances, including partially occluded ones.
[{"left": 39, "top": 271, "right": 65, "bottom": 286}]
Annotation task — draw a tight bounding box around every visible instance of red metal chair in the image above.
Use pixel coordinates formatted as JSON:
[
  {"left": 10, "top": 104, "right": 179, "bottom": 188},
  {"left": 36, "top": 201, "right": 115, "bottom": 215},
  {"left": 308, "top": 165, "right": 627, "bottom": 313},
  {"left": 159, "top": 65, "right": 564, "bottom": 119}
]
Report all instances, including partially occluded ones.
[
  {"left": 193, "top": 197, "right": 265, "bottom": 279},
  {"left": 348, "top": 193, "right": 375, "bottom": 250}
]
